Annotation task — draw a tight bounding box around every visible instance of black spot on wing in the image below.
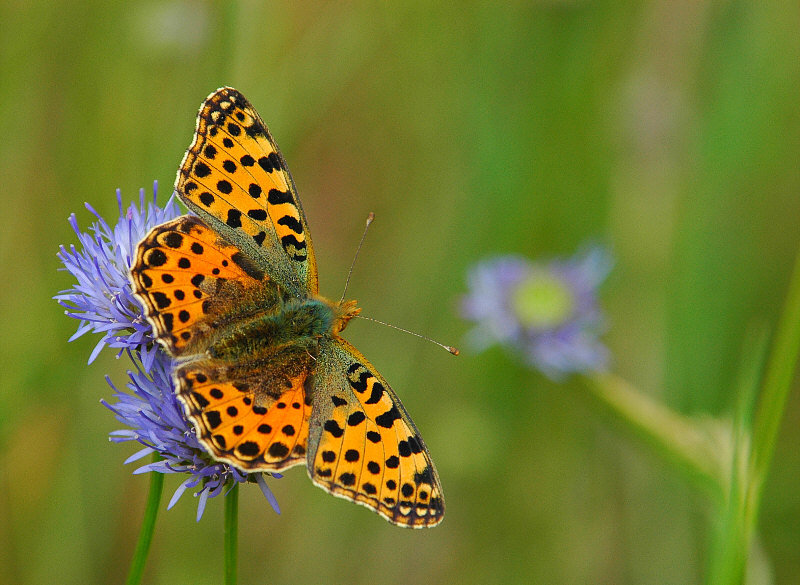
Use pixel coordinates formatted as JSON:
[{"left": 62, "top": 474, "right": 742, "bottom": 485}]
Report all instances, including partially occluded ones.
[
  {"left": 146, "top": 249, "right": 167, "bottom": 267},
  {"left": 205, "top": 410, "right": 222, "bottom": 429},
  {"left": 237, "top": 441, "right": 260, "bottom": 457},
  {"left": 152, "top": 292, "right": 171, "bottom": 309},
  {"left": 324, "top": 420, "right": 344, "bottom": 438},
  {"left": 268, "top": 442, "right": 290, "bottom": 458},
  {"left": 339, "top": 472, "right": 356, "bottom": 486},
  {"left": 194, "top": 162, "right": 211, "bottom": 178},
  {"left": 246, "top": 119, "right": 267, "bottom": 137},
  {"left": 277, "top": 215, "right": 303, "bottom": 234},
  {"left": 375, "top": 406, "right": 401, "bottom": 429},
  {"left": 226, "top": 209, "right": 242, "bottom": 228},
  {"left": 191, "top": 392, "right": 209, "bottom": 408},
  {"left": 347, "top": 411, "right": 366, "bottom": 426},
  {"left": 164, "top": 232, "right": 183, "bottom": 248},
  {"left": 267, "top": 189, "right": 292, "bottom": 205},
  {"left": 414, "top": 466, "right": 435, "bottom": 486},
  {"left": 365, "top": 382, "right": 384, "bottom": 405},
  {"left": 230, "top": 252, "right": 264, "bottom": 280},
  {"left": 258, "top": 152, "right": 283, "bottom": 173}
]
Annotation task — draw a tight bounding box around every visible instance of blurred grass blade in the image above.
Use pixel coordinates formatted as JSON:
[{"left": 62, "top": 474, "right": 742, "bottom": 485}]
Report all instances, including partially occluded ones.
[
  {"left": 751, "top": 248, "right": 800, "bottom": 483},
  {"left": 708, "top": 323, "right": 770, "bottom": 585}
]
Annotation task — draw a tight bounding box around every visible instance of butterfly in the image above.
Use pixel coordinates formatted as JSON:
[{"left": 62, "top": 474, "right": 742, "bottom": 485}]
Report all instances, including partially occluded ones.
[{"left": 129, "top": 87, "right": 444, "bottom": 527}]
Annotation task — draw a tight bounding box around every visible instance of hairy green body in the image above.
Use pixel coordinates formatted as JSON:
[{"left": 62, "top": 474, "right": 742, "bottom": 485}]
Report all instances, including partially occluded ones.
[
  {"left": 209, "top": 297, "right": 335, "bottom": 362},
  {"left": 179, "top": 289, "right": 357, "bottom": 408}
]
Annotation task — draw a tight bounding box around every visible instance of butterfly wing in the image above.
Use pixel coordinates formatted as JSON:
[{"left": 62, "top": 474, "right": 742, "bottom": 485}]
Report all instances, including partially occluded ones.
[
  {"left": 130, "top": 215, "right": 272, "bottom": 355},
  {"left": 306, "top": 338, "right": 444, "bottom": 527},
  {"left": 175, "top": 360, "right": 312, "bottom": 471},
  {"left": 175, "top": 87, "right": 318, "bottom": 297},
  {"left": 130, "top": 215, "right": 312, "bottom": 471}
]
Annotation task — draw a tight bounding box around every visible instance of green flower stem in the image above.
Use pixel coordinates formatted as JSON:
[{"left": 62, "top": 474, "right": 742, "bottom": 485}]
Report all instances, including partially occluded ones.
[
  {"left": 580, "top": 372, "right": 727, "bottom": 503},
  {"left": 125, "top": 453, "right": 164, "bottom": 585},
  {"left": 224, "top": 482, "right": 239, "bottom": 585}
]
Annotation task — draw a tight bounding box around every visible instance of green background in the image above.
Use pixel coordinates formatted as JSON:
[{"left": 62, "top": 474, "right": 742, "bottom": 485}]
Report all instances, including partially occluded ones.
[{"left": 3, "top": 1, "right": 799, "bottom": 583}]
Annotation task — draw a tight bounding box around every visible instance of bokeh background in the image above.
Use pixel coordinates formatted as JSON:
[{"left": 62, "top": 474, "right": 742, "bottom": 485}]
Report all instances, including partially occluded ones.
[{"left": 3, "top": 1, "right": 799, "bottom": 583}]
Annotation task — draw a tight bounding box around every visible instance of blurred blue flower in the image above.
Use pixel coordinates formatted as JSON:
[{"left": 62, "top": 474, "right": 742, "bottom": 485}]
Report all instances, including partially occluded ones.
[
  {"left": 461, "top": 246, "right": 612, "bottom": 380},
  {"left": 56, "top": 183, "right": 280, "bottom": 520}
]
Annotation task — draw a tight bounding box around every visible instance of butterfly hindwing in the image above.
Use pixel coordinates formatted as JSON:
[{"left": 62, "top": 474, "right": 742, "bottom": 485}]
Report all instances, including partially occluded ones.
[
  {"left": 176, "top": 364, "right": 312, "bottom": 471},
  {"left": 175, "top": 87, "right": 318, "bottom": 297},
  {"left": 307, "top": 339, "right": 444, "bottom": 528}
]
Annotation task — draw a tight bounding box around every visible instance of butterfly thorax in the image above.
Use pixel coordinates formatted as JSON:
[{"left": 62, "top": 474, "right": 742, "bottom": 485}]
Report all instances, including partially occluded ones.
[
  {"left": 206, "top": 295, "right": 360, "bottom": 364},
  {"left": 172, "top": 294, "right": 360, "bottom": 411}
]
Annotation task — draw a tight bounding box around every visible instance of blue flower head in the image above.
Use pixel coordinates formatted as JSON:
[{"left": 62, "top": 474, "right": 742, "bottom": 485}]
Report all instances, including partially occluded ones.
[
  {"left": 461, "top": 246, "right": 612, "bottom": 380},
  {"left": 56, "top": 183, "right": 280, "bottom": 520}
]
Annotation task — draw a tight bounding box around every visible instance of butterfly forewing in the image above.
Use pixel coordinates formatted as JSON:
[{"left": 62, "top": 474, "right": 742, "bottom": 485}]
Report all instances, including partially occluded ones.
[
  {"left": 307, "top": 339, "right": 445, "bottom": 528},
  {"left": 176, "top": 87, "right": 318, "bottom": 297},
  {"left": 130, "top": 215, "right": 268, "bottom": 355}
]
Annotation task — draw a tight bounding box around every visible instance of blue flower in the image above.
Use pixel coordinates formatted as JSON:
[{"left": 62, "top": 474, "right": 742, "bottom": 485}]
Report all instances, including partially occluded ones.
[
  {"left": 461, "top": 246, "right": 612, "bottom": 380},
  {"left": 55, "top": 183, "right": 182, "bottom": 367},
  {"left": 56, "top": 183, "right": 280, "bottom": 519}
]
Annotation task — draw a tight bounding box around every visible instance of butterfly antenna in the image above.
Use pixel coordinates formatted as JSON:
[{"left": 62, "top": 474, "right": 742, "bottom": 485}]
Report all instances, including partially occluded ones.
[
  {"left": 355, "top": 314, "right": 460, "bottom": 356},
  {"left": 339, "top": 212, "right": 375, "bottom": 303}
]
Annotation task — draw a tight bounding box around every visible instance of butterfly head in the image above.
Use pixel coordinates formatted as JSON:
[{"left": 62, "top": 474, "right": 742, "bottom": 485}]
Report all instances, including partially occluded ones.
[{"left": 329, "top": 298, "right": 361, "bottom": 335}]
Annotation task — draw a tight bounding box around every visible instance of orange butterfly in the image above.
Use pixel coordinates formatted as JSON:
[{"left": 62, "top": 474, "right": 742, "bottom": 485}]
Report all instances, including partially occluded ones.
[{"left": 129, "top": 88, "right": 443, "bottom": 527}]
